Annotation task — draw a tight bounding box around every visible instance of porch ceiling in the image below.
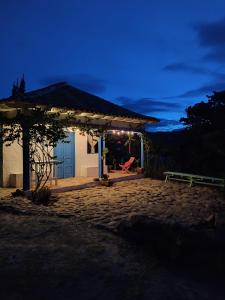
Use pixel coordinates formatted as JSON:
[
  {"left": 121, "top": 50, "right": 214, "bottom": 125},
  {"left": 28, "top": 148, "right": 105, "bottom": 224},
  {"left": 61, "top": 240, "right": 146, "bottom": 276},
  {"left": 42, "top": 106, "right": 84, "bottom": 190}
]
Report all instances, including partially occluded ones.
[{"left": 0, "top": 102, "right": 151, "bottom": 126}]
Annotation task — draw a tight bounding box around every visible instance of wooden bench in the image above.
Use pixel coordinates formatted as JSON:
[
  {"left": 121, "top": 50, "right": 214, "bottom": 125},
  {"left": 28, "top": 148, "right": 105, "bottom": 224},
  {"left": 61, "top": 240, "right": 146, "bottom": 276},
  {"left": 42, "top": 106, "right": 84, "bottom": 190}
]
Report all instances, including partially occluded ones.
[{"left": 164, "top": 171, "right": 225, "bottom": 189}]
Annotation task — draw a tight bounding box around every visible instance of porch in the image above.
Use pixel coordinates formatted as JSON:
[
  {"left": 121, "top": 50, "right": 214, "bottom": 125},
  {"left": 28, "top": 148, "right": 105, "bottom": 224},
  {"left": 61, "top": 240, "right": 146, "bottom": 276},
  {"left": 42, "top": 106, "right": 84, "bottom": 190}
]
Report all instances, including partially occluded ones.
[
  {"left": 29, "top": 129, "right": 145, "bottom": 192},
  {"left": 44, "top": 171, "right": 143, "bottom": 193},
  {"left": 0, "top": 172, "right": 143, "bottom": 197}
]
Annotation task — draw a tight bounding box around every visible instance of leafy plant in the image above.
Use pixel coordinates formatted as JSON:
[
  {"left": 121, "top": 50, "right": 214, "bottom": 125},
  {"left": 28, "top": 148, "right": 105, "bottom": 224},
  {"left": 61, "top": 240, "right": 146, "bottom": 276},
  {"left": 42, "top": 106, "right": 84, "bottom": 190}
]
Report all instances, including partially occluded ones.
[
  {"left": 0, "top": 106, "right": 74, "bottom": 192},
  {"left": 124, "top": 132, "right": 135, "bottom": 154},
  {"left": 31, "top": 187, "right": 52, "bottom": 205},
  {"left": 99, "top": 173, "right": 112, "bottom": 186},
  {"left": 100, "top": 173, "right": 109, "bottom": 181}
]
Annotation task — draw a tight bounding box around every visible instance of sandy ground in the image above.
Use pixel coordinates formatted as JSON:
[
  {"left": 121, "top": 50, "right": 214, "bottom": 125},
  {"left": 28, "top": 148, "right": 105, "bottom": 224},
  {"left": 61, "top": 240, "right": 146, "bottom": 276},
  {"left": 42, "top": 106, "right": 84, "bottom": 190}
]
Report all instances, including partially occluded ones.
[
  {"left": 0, "top": 212, "right": 225, "bottom": 300},
  {"left": 0, "top": 179, "right": 224, "bottom": 230}
]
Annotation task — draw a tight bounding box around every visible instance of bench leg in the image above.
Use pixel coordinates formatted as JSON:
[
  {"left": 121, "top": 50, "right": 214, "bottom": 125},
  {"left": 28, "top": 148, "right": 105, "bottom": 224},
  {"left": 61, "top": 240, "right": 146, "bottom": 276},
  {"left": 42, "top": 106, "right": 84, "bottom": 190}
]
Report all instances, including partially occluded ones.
[
  {"left": 189, "top": 177, "right": 193, "bottom": 187},
  {"left": 165, "top": 175, "right": 168, "bottom": 183}
]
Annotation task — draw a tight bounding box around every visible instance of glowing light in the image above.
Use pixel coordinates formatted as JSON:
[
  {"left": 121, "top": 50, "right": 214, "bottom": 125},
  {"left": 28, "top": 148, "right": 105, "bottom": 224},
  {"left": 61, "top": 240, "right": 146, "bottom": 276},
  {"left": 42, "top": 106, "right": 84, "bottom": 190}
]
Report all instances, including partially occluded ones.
[{"left": 113, "top": 130, "right": 115, "bottom": 134}]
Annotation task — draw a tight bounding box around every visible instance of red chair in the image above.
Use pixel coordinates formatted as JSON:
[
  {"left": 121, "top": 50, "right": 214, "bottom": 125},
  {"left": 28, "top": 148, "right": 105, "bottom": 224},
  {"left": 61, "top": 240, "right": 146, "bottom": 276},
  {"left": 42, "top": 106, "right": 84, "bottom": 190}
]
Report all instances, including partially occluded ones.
[{"left": 119, "top": 157, "right": 135, "bottom": 173}]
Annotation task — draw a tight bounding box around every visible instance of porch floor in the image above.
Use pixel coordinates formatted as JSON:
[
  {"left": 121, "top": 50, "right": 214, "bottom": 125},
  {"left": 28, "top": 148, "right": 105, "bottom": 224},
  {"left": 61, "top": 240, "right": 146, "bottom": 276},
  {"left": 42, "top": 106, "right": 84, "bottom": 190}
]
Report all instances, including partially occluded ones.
[{"left": 47, "top": 171, "right": 143, "bottom": 193}]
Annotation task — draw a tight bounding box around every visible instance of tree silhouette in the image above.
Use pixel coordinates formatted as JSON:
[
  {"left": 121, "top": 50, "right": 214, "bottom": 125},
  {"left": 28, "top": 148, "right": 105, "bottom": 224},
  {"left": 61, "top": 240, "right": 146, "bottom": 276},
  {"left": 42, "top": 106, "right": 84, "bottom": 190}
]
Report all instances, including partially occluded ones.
[
  {"left": 180, "top": 91, "right": 225, "bottom": 133},
  {"left": 180, "top": 91, "right": 225, "bottom": 176}
]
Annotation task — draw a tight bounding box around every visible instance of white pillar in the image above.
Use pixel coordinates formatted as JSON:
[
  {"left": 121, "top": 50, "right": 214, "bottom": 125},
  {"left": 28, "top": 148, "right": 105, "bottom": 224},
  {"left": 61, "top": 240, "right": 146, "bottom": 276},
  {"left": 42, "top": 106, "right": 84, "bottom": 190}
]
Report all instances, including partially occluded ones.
[
  {"left": 98, "top": 135, "right": 103, "bottom": 177},
  {"left": 140, "top": 134, "right": 144, "bottom": 168}
]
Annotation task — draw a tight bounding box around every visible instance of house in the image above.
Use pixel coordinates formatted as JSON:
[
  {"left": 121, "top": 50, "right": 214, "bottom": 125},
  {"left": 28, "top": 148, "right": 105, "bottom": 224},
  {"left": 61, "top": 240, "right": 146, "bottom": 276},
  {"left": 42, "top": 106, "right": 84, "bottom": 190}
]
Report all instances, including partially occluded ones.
[{"left": 0, "top": 82, "right": 158, "bottom": 189}]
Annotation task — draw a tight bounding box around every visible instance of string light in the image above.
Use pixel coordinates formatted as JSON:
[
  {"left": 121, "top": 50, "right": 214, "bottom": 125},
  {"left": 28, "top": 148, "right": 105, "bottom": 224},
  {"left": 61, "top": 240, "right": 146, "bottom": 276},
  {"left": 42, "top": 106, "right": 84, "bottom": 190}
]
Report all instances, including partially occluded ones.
[{"left": 109, "top": 130, "right": 138, "bottom": 135}]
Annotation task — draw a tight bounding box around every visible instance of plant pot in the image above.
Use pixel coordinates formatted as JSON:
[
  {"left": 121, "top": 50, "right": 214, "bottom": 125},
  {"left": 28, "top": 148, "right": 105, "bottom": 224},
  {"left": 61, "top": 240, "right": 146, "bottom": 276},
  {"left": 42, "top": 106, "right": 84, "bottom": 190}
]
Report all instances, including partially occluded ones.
[
  {"left": 136, "top": 167, "right": 144, "bottom": 174},
  {"left": 99, "top": 180, "right": 111, "bottom": 187}
]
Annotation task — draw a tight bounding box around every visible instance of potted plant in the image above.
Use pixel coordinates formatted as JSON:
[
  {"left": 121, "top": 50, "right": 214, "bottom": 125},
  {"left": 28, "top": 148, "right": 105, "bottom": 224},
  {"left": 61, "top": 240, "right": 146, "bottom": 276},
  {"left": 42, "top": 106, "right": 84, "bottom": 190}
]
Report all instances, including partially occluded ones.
[{"left": 99, "top": 174, "right": 112, "bottom": 187}]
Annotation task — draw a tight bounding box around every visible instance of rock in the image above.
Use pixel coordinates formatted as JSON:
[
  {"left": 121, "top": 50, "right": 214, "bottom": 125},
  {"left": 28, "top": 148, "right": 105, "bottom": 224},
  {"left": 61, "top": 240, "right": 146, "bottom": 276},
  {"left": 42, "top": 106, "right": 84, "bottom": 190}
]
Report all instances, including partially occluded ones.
[{"left": 11, "top": 189, "right": 25, "bottom": 198}]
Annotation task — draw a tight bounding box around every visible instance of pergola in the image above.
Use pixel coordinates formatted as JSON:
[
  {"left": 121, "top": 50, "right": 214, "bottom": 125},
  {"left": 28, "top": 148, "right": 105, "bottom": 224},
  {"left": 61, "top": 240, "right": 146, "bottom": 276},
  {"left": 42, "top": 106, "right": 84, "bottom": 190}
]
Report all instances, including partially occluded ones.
[{"left": 0, "top": 82, "right": 158, "bottom": 190}]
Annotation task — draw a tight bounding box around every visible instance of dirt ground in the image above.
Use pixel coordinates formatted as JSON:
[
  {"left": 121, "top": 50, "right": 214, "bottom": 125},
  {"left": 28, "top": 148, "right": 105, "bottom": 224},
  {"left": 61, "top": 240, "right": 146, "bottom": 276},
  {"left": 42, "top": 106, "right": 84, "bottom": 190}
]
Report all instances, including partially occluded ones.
[{"left": 0, "top": 212, "right": 224, "bottom": 300}]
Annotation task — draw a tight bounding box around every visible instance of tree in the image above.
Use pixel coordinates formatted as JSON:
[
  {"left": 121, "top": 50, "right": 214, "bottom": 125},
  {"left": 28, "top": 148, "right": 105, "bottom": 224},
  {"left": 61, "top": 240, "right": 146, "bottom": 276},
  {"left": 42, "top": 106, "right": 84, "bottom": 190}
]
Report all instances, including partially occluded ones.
[
  {"left": 180, "top": 91, "right": 225, "bottom": 176},
  {"left": 0, "top": 101, "right": 114, "bottom": 192},
  {"left": 0, "top": 105, "right": 73, "bottom": 192},
  {"left": 180, "top": 91, "right": 225, "bottom": 132}
]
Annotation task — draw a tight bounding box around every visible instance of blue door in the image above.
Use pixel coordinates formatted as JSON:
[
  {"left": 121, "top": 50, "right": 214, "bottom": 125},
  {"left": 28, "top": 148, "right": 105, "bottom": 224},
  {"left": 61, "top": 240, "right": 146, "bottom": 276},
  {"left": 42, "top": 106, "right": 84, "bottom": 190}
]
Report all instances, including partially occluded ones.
[{"left": 54, "top": 132, "right": 75, "bottom": 179}]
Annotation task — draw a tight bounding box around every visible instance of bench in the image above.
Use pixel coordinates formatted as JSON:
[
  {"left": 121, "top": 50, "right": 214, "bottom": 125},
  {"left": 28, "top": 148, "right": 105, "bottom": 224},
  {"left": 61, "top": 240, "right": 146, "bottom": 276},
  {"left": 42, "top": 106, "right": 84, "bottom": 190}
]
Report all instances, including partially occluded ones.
[{"left": 164, "top": 171, "right": 225, "bottom": 189}]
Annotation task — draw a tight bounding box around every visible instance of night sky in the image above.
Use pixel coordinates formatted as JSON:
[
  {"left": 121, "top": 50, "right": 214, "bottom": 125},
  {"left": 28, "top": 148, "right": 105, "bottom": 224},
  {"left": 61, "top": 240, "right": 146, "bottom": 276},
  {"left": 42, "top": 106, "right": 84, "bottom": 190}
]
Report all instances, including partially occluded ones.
[{"left": 1, "top": 0, "right": 225, "bottom": 131}]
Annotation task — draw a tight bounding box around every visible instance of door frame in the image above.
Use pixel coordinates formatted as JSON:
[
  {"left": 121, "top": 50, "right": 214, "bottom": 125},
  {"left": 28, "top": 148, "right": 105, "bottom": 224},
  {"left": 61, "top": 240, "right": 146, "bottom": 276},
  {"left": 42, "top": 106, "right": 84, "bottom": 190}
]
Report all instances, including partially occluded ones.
[{"left": 54, "top": 132, "right": 75, "bottom": 179}]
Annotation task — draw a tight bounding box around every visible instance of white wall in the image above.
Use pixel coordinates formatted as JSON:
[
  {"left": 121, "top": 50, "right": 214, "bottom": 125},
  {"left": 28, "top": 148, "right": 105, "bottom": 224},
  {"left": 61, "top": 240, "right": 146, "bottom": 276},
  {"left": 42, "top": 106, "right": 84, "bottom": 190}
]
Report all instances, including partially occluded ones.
[
  {"left": 2, "top": 131, "right": 105, "bottom": 186},
  {"left": 75, "top": 131, "right": 99, "bottom": 177},
  {"left": 3, "top": 141, "right": 23, "bottom": 187}
]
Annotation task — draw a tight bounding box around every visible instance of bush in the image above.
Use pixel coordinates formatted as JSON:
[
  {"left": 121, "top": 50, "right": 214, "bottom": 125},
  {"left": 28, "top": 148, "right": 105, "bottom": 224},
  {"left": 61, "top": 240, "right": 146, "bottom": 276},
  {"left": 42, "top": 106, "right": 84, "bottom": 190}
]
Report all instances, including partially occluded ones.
[
  {"left": 31, "top": 187, "right": 52, "bottom": 205},
  {"left": 145, "top": 154, "right": 176, "bottom": 179}
]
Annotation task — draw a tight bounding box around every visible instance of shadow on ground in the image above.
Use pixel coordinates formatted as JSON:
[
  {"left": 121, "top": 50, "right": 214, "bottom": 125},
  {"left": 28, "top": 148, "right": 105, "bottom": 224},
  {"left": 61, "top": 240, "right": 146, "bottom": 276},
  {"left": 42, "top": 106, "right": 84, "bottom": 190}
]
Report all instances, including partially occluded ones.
[{"left": 0, "top": 212, "right": 224, "bottom": 300}]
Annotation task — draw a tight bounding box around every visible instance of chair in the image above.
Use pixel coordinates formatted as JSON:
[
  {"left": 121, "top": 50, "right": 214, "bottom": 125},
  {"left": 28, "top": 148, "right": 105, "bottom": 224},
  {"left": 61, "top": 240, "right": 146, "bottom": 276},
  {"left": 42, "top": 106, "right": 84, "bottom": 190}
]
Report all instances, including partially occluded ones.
[{"left": 119, "top": 157, "right": 135, "bottom": 173}]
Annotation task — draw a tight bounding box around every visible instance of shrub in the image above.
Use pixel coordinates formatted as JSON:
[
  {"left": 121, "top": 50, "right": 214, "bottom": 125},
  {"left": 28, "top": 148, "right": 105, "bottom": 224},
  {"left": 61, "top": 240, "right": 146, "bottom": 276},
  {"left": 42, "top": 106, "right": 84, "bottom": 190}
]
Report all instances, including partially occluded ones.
[
  {"left": 99, "top": 174, "right": 113, "bottom": 186},
  {"left": 145, "top": 154, "right": 176, "bottom": 179},
  {"left": 100, "top": 174, "right": 109, "bottom": 181},
  {"left": 31, "top": 187, "right": 52, "bottom": 205}
]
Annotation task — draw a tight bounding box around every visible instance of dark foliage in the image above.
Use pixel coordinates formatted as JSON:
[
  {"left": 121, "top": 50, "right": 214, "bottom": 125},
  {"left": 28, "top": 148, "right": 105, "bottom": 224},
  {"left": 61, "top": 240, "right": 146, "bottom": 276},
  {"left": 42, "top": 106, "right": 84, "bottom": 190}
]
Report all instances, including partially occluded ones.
[
  {"left": 31, "top": 187, "right": 52, "bottom": 205},
  {"left": 180, "top": 91, "right": 225, "bottom": 176},
  {"left": 105, "top": 133, "right": 142, "bottom": 169},
  {"left": 149, "top": 91, "right": 225, "bottom": 178}
]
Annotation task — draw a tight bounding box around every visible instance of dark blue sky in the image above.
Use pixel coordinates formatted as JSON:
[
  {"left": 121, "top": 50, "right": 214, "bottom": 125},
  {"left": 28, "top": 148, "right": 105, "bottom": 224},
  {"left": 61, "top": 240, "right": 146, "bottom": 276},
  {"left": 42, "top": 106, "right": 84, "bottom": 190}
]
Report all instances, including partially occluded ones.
[{"left": 1, "top": 0, "right": 225, "bottom": 131}]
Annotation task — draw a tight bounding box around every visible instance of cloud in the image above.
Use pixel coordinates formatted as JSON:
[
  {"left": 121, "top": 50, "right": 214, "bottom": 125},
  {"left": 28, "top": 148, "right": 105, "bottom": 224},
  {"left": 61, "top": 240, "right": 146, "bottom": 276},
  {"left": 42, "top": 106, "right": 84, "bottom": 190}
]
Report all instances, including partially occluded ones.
[
  {"left": 40, "top": 74, "right": 107, "bottom": 94},
  {"left": 203, "top": 49, "right": 225, "bottom": 64},
  {"left": 194, "top": 17, "right": 225, "bottom": 48},
  {"left": 147, "top": 119, "right": 184, "bottom": 132},
  {"left": 116, "top": 97, "right": 182, "bottom": 114},
  {"left": 174, "top": 81, "right": 225, "bottom": 99},
  {"left": 162, "top": 17, "right": 225, "bottom": 99},
  {"left": 163, "top": 63, "right": 209, "bottom": 75},
  {"left": 163, "top": 62, "right": 225, "bottom": 81},
  {"left": 194, "top": 16, "right": 225, "bottom": 63}
]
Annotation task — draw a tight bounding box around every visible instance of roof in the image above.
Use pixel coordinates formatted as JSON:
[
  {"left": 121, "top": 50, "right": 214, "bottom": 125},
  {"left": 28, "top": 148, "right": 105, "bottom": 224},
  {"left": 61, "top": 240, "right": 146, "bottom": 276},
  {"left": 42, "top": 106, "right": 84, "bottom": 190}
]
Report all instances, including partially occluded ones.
[{"left": 0, "top": 82, "right": 158, "bottom": 124}]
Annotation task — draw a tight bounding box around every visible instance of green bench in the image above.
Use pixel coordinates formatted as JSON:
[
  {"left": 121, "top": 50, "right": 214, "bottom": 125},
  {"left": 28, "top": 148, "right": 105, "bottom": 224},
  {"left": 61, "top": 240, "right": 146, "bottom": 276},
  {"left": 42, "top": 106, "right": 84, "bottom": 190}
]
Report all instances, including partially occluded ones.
[{"left": 164, "top": 171, "right": 225, "bottom": 189}]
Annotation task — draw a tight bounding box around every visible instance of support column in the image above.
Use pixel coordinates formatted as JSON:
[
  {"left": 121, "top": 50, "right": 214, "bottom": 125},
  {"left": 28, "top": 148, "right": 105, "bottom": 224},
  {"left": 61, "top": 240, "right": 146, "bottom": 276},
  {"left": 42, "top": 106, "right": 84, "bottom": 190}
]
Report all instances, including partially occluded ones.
[
  {"left": 140, "top": 134, "right": 144, "bottom": 168},
  {"left": 22, "top": 126, "right": 30, "bottom": 191},
  {"left": 103, "top": 133, "right": 106, "bottom": 174},
  {"left": 0, "top": 126, "right": 3, "bottom": 187},
  {"left": 103, "top": 134, "right": 106, "bottom": 150},
  {"left": 98, "top": 134, "right": 104, "bottom": 178}
]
